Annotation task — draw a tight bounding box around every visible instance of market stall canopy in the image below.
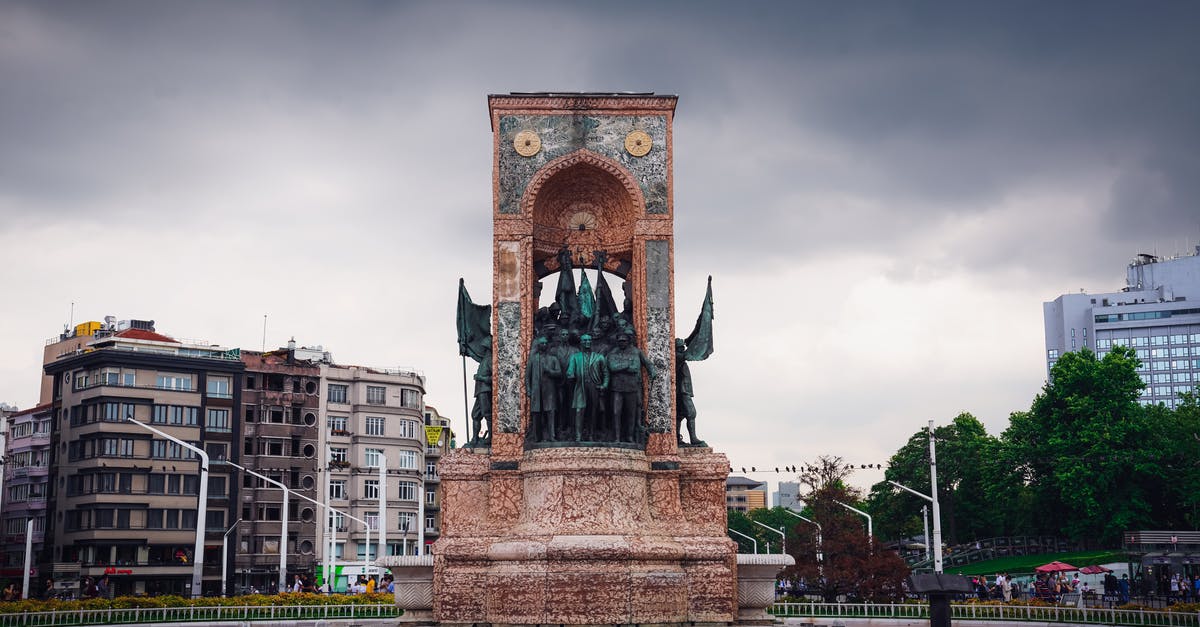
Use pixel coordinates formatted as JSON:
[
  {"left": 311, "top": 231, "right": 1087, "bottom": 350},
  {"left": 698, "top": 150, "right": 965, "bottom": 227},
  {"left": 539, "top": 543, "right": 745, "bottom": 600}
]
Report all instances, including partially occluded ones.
[
  {"left": 1079, "top": 565, "right": 1113, "bottom": 574},
  {"left": 1035, "top": 561, "right": 1077, "bottom": 573}
]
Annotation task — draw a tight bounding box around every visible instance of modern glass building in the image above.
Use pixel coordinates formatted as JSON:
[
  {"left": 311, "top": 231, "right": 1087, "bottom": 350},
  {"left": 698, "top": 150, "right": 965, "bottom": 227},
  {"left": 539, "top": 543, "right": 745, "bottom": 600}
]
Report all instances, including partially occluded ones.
[{"left": 1043, "top": 247, "right": 1200, "bottom": 408}]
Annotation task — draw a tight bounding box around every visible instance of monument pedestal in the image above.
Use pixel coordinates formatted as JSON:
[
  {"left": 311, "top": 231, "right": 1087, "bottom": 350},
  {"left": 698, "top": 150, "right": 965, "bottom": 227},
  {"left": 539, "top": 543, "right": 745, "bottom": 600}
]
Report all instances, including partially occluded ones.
[{"left": 433, "top": 446, "right": 736, "bottom": 624}]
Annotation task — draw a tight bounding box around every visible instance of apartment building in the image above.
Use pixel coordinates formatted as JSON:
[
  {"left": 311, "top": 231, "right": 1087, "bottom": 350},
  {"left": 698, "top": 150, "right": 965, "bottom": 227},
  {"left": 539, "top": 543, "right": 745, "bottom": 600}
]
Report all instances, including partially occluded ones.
[
  {"left": 0, "top": 403, "right": 53, "bottom": 582},
  {"left": 316, "top": 363, "right": 426, "bottom": 590},
  {"left": 421, "top": 405, "right": 455, "bottom": 545},
  {"left": 233, "top": 342, "right": 328, "bottom": 593},
  {"left": 41, "top": 324, "right": 244, "bottom": 597}
]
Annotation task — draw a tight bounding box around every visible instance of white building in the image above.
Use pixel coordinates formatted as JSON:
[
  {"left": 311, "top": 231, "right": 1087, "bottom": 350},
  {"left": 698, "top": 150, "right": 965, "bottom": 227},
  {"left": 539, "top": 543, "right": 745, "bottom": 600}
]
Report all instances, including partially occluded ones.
[
  {"left": 316, "top": 363, "right": 426, "bottom": 589},
  {"left": 1044, "top": 247, "right": 1200, "bottom": 408}
]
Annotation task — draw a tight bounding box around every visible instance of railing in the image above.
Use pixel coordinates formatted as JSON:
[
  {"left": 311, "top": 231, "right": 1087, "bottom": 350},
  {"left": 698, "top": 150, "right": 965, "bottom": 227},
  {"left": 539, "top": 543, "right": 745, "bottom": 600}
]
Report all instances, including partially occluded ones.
[
  {"left": 769, "top": 602, "right": 1200, "bottom": 627},
  {"left": 0, "top": 602, "right": 399, "bottom": 626}
]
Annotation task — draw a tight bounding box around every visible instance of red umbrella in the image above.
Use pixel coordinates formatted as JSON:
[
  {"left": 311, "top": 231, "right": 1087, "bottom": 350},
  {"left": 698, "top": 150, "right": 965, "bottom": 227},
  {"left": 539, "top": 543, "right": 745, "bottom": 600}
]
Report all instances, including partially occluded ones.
[
  {"left": 1035, "top": 561, "right": 1078, "bottom": 573},
  {"left": 1079, "top": 565, "right": 1113, "bottom": 575}
]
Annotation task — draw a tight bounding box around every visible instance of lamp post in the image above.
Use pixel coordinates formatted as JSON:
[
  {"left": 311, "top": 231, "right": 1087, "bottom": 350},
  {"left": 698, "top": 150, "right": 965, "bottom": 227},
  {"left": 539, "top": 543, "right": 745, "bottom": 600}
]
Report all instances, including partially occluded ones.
[
  {"left": 21, "top": 517, "right": 33, "bottom": 599},
  {"left": 834, "top": 500, "right": 872, "bottom": 543},
  {"left": 125, "top": 416, "right": 208, "bottom": 598},
  {"left": 752, "top": 520, "right": 786, "bottom": 554},
  {"left": 923, "top": 505, "right": 931, "bottom": 562},
  {"left": 782, "top": 509, "right": 823, "bottom": 578},
  {"left": 377, "top": 453, "right": 387, "bottom": 572},
  {"left": 729, "top": 527, "right": 758, "bottom": 554},
  {"left": 888, "top": 480, "right": 943, "bottom": 573},
  {"left": 215, "top": 460, "right": 288, "bottom": 593},
  {"left": 927, "top": 419, "right": 944, "bottom": 574},
  {"left": 221, "top": 519, "right": 243, "bottom": 597}
]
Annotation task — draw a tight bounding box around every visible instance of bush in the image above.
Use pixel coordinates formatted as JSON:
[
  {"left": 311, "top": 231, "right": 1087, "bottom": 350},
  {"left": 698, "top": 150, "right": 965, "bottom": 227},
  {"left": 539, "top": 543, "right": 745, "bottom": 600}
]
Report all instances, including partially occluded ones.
[{"left": 0, "top": 591, "right": 394, "bottom": 614}]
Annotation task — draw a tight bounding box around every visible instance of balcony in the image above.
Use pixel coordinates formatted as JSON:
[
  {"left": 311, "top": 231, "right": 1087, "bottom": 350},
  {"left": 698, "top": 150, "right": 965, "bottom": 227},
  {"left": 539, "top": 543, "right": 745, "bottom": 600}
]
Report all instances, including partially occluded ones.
[{"left": 424, "top": 472, "right": 440, "bottom": 483}]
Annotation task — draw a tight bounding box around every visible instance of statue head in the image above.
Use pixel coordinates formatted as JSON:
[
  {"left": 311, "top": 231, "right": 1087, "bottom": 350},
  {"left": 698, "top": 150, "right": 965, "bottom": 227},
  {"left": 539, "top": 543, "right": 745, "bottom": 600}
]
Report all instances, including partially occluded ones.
[
  {"left": 675, "top": 338, "right": 685, "bottom": 355},
  {"left": 616, "top": 334, "right": 630, "bottom": 349},
  {"left": 558, "top": 328, "right": 570, "bottom": 343},
  {"left": 580, "top": 334, "right": 593, "bottom": 351},
  {"left": 534, "top": 336, "right": 548, "bottom": 352}
]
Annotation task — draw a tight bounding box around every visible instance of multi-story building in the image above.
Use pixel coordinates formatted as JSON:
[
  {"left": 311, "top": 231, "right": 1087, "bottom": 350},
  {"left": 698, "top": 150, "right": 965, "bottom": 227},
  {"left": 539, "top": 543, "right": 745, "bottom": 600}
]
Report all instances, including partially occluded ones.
[
  {"left": 421, "top": 405, "right": 456, "bottom": 545},
  {"left": 316, "top": 363, "right": 426, "bottom": 590},
  {"left": 234, "top": 341, "right": 327, "bottom": 593},
  {"left": 1044, "top": 248, "right": 1200, "bottom": 408},
  {"left": 772, "top": 481, "right": 802, "bottom": 510},
  {"left": 0, "top": 403, "right": 53, "bottom": 583},
  {"left": 725, "top": 476, "right": 767, "bottom": 512},
  {"left": 42, "top": 322, "right": 244, "bottom": 596}
]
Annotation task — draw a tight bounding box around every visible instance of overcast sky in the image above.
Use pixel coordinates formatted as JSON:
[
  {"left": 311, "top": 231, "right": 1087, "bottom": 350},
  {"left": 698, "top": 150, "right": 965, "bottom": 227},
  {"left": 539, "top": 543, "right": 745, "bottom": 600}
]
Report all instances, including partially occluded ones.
[{"left": 3, "top": 1, "right": 1198, "bottom": 493}]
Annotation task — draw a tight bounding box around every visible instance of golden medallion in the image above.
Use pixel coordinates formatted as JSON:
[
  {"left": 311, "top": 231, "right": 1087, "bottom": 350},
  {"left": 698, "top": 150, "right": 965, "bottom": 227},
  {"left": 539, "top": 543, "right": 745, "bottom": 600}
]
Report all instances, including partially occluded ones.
[
  {"left": 625, "top": 130, "right": 652, "bottom": 157},
  {"left": 513, "top": 130, "right": 541, "bottom": 157}
]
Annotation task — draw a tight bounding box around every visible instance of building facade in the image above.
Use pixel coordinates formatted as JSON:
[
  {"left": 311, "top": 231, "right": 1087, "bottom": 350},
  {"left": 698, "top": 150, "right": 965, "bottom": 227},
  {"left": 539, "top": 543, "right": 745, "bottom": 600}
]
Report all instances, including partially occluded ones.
[
  {"left": 772, "top": 480, "right": 802, "bottom": 510},
  {"left": 0, "top": 403, "right": 53, "bottom": 583},
  {"left": 1044, "top": 248, "right": 1200, "bottom": 408},
  {"left": 725, "top": 476, "right": 767, "bottom": 512},
  {"left": 316, "top": 363, "right": 426, "bottom": 590},
  {"left": 41, "top": 324, "right": 244, "bottom": 597},
  {"left": 421, "top": 405, "right": 455, "bottom": 545},
  {"left": 234, "top": 343, "right": 326, "bottom": 593}
]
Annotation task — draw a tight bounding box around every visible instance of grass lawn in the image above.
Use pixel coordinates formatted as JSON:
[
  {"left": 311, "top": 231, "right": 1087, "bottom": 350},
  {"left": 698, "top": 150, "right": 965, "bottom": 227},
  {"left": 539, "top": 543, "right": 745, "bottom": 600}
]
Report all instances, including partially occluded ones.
[{"left": 943, "top": 550, "right": 1128, "bottom": 576}]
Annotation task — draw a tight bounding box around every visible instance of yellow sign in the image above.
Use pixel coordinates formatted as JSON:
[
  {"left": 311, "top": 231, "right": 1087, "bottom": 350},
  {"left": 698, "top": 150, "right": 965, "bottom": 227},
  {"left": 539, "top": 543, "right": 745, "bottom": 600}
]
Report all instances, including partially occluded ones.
[{"left": 424, "top": 426, "right": 443, "bottom": 447}]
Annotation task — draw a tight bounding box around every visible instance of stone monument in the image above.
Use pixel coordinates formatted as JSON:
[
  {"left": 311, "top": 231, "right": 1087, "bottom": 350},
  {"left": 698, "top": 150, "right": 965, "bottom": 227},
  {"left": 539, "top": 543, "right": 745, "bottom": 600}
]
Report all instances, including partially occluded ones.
[{"left": 435, "top": 93, "right": 737, "bottom": 624}]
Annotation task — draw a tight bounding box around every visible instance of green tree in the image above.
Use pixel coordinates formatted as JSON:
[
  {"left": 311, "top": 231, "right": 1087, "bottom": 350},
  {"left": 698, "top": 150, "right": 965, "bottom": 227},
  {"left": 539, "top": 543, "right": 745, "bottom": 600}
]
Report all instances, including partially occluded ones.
[
  {"left": 868, "top": 413, "right": 1019, "bottom": 545},
  {"left": 1003, "top": 345, "right": 1159, "bottom": 543}
]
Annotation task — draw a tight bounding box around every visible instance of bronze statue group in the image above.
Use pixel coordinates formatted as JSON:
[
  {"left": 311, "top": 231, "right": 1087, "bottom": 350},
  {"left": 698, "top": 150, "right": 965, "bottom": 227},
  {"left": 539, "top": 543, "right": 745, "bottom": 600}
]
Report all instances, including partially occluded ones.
[{"left": 458, "top": 248, "right": 713, "bottom": 449}]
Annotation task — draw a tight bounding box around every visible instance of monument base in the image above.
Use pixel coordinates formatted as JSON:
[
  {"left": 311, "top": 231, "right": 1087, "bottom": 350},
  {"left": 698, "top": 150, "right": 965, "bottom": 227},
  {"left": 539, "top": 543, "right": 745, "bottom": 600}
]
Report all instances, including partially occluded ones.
[{"left": 433, "top": 446, "right": 737, "bottom": 624}]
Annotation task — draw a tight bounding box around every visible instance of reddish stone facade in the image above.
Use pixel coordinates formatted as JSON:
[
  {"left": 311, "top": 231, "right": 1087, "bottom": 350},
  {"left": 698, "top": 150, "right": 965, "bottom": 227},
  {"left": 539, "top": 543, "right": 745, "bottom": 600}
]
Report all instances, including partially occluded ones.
[{"left": 433, "top": 94, "right": 736, "bottom": 624}]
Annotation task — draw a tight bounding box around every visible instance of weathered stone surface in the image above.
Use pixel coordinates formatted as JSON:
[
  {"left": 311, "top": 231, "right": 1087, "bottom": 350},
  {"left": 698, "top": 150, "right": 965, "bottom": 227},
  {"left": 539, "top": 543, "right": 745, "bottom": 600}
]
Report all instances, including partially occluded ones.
[
  {"left": 497, "top": 114, "right": 668, "bottom": 215},
  {"left": 494, "top": 301, "right": 523, "bottom": 433}
]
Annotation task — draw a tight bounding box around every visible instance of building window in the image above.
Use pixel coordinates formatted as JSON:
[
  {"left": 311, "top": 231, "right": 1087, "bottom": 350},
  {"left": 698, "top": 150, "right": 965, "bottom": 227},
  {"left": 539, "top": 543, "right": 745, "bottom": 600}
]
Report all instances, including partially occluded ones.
[
  {"left": 425, "top": 514, "right": 436, "bottom": 532},
  {"left": 364, "top": 479, "right": 379, "bottom": 499},
  {"left": 330, "top": 447, "right": 348, "bottom": 463},
  {"left": 365, "top": 448, "right": 383, "bottom": 468},
  {"left": 398, "top": 481, "right": 417, "bottom": 501},
  {"left": 399, "top": 420, "right": 417, "bottom": 439},
  {"left": 366, "top": 386, "right": 386, "bottom": 405},
  {"left": 426, "top": 488, "right": 436, "bottom": 505},
  {"left": 152, "top": 405, "right": 199, "bottom": 426},
  {"left": 356, "top": 543, "right": 378, "bottom": 560},
  {"left": 397, "top": 450, "right": 417, "bottom": 470},
  {"left": 330, "top": 480, "right": 346, "bottom": 500},
  {"left": 398, "top": 511, "right": 417, "bottom": 532},
  {"left": 366, "top": 416, "right": 385, "bottom": 436},
  {"left": 401, "top": 389, "right": 420, "bottom": 408},
  {"left": 156, "top": 374, "right": 193, "bottom": 391},
  {"left": 205, "top": 409, "right": 231, "bottom": 432},
  {"left": 366, "top": 513, "right": 379, "bottom": 530},
  {"left": 426, "top": 461, "right": 437, "bottom": 478},
  {"left": 328, "top": 415, "right": 348, "bottom": 433},
  {"left": 1047, "top": 349, "right": 1059, "bottom": 359},
  {"left": 208, "top": 476, "right": 227, "bottom": 498},
  {"left": 328, "top": 384, "right": 348, "bottom": 404},
  {"left": 206, "top": 376, "right": 232, "bottom": 398},
  {"left": 206, "top": 442, "right": 228, "bottom": 461}
]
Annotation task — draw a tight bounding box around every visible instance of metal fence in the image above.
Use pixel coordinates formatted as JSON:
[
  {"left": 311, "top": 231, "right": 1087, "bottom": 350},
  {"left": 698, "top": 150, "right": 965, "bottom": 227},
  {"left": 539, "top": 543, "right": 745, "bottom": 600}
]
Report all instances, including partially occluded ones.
[
  {"left": 0, "top": 603, "right": 400, "bottom": 627},
  {"left": 770, "top": 602, "right": 1200, "bottom": 627}
]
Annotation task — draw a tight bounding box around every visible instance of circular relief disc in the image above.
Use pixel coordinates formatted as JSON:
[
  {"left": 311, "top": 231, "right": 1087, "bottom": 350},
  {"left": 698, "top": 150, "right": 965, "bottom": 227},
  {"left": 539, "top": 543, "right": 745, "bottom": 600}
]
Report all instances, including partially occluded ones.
[
  {"left": 625, "top": 130, "right": 652, "bottom": 157},
  {"left": 513, "top": 130, "right": 541, "bottom": 157}
]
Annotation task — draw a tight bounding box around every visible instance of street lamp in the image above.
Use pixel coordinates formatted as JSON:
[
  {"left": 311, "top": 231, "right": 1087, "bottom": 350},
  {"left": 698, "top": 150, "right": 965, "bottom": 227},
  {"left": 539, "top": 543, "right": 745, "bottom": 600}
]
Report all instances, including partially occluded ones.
[
  {"left": 834, "top": 500, "right": 872, "bottom": 543},
  {"left": 221, "top": 519, "right": 243, "bottom": 597},
  {"left": 729, "top": 527, "right": 758, "bottom": 554},
  {"left": 214, "top": 460, "right": 289, "bottom": 593},
  {"left": 888, "top": 479, "right": 943, "bottom": 573},
  {"left": 927, "top": 419, "right": 944, "bottom": 574},
  {"left": 782, "top": 509, "right": 823, "bottom": 578},
  {"left": 125, "top": 416, "right": 208, "bottom": 598},
  {"left": 752, "top": 520, "right": 786, "bottom": 554}
]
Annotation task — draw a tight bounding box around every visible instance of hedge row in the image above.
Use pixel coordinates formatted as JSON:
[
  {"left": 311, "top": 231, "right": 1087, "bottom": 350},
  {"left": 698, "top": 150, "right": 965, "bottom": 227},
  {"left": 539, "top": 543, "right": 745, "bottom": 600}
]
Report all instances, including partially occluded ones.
[{"left": 0, "top": 592, "right": 393, "bottom": 614}]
